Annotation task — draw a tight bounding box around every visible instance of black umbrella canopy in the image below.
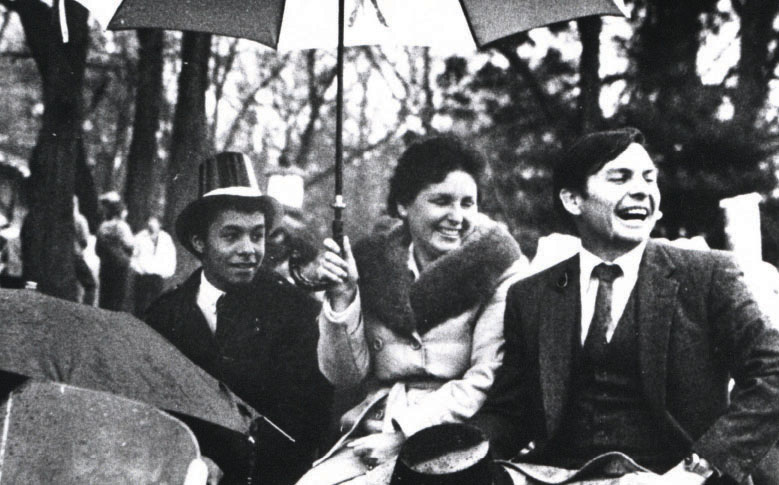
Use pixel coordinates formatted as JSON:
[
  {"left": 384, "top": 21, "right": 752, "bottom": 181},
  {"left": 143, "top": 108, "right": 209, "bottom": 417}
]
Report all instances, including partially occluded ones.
[{"left": 0, "top": 289, "right": 259, "bottom": 434}]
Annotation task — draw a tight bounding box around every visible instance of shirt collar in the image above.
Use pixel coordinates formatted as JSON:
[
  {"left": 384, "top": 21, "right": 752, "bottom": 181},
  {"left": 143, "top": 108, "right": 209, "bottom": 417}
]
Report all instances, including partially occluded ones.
[
  {"left": 407, "top": 242, "right": 420, "bottom": 280},
  {"left": 199, "top": 270, "right": 225, "bottom": 309},
  {"left": 579, "top": 240, "right": 647, "bottom": 281}
]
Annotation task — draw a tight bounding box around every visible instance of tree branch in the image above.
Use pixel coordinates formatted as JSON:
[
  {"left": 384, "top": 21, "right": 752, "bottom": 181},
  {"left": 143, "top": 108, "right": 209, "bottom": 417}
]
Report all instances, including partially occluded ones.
[
  {"left": 495, "top": 42, "right": 571, "bottom": 139},
  {"left": 220, "top": 55, "right": 288, "bottom": 150},
  {"left": 304, "top": 119, "right": 402, "bottom": 190},
  {"left": 209, "top": 38, "right": 240, "bottom": 142},
  {"left": 600, "top": 73, "right": 629, "bottom": 85},
  {"left": 293, "top": 51, "right": 337, "bottom": 166}
]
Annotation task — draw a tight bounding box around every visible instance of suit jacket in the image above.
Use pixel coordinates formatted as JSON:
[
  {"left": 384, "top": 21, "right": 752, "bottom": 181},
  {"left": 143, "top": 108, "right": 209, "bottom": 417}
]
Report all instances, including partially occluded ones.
[
  {"left": 145, "top": 268, "right": 332, "bottom": 485},
  {"left": 473, "top": 241, "right": 779, "bottom": 484}
]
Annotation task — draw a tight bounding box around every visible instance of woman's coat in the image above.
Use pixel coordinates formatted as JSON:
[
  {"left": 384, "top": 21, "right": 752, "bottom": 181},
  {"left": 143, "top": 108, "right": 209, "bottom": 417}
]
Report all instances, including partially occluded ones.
[{"left": 318, "top": 215, "right": 526, "bottom": 438}]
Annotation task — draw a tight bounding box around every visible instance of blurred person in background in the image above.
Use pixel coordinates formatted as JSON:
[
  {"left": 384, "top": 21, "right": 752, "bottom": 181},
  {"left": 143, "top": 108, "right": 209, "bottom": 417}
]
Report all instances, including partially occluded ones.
[
  {"left": 131, "top": 215, "right": 176, "bottom": 317},
  {"left": 96, "top": 195, "right": 134, "bottom": 311},
  {"left": 73, "top": 196, "right": 96, "bottom": 306}
]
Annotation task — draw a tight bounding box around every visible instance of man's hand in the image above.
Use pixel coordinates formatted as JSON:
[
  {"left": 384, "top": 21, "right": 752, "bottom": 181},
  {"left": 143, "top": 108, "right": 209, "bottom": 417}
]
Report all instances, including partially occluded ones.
[
  {"left": 316, "top": 236, "right": 359, "bottom": 311},
  {"left": 347, "top": 431, "right": 406, "bottom": 469}
]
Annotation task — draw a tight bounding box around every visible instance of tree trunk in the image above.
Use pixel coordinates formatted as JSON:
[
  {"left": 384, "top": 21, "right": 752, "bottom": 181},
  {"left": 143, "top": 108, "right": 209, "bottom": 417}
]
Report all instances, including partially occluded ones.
[
  {"left": 75, "top": 141, "right": 99, "bottom": 232},
  {"left": 731, "top": 0, "right": 779, "bottom": 129},
  {"left": 164, "top": 32, "right": 212, "bottom": 284},
  {"left": 577, "top": 16, "right": 602, "bottom": 134},
  {"left": 125, "top": 29, "right": 164, "bottom": 231},
  {"left": 13, "top": 0, "right": 88, "bottom": 300},
  {"left": 632, "top": 0, "right": 715, "bottom": 109}
]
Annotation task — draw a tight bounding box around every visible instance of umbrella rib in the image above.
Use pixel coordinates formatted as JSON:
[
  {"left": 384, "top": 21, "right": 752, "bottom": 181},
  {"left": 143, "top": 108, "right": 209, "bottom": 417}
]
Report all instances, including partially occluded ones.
[
  {"left": 0, "top": 394, "right": 13, "bottom": 481},
  {"left": 456, "top": 0, "right": 480, "bottom": 48}
]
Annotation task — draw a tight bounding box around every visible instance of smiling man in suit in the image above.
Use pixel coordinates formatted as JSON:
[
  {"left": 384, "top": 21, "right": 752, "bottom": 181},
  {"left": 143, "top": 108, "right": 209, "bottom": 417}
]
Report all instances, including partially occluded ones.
[
  {"left": 474, "top": 127, "right": 779, "bottom": 484},
  {"left": 144, "top": 152, "right": 331, "bottom": 485}
]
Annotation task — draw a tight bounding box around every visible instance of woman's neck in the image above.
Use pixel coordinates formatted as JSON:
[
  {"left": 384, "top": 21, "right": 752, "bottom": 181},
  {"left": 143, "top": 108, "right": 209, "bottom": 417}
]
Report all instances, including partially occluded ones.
[{"left": 411, "top": 243, "right": 439, "bottom": 272}]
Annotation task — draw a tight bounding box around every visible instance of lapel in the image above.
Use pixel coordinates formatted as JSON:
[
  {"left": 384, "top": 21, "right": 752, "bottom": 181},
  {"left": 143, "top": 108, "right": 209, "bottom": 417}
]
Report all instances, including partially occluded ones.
[
  {"left": 636, "top": 241, "right": 679, "bottom": 413},
  {"left": 538, "top": 255, "right": 581, "bottom": 438},
  {"left": 176, "top": 270, "right": 222, "bottom": 355},
  {"left": 220, "top": 274, "right": 272, "bottom": 345}
]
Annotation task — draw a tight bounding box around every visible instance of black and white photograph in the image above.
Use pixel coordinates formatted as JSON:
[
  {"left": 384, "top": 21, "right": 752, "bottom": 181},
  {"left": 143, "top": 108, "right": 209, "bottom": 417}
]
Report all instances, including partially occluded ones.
[{"left": 0, "top": 1, "right": 778, "bottom": 484}]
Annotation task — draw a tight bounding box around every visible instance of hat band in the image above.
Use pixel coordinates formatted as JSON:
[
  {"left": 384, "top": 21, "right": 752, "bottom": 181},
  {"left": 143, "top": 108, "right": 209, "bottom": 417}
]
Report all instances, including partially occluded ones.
[{"left": 203, "top": 186, "right": 265, "bottom": 198}]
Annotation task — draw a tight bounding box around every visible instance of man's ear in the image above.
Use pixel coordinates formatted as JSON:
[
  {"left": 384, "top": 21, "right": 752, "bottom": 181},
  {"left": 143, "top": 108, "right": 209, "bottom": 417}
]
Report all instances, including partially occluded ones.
[
  {"left": 559, "top": 188, "right": 583, "bottom": 217},
  {"left": 191, "top": 235, "right": 205, "bottom": 255}
]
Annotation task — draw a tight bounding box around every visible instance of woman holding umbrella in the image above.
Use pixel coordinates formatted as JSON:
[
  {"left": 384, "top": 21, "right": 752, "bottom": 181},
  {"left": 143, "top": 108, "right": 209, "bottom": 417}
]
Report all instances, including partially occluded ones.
[{"left": 298, "top": 136, "right": 526, "bottom": 484}]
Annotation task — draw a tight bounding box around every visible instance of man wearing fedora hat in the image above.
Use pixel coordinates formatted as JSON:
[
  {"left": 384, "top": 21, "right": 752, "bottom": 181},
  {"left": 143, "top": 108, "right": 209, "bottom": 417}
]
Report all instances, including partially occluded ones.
[
  {"left": 473, "top": 128, "right": 779, "bottom": 484},
  {"left": 144, "top": 152, "right": 332, "bottom": 484}
]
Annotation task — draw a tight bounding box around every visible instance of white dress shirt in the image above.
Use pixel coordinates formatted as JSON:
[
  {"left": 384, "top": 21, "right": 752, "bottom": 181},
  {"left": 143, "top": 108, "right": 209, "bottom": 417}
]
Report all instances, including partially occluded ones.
[
  {"left": 131, "top": 229, "right": 177, "bottom": 278},
  {"left": 196, "top": 272, "right": 224, "bottom": 334},
  {"left": 578, "top": 242, "right": 646, "bottom": 344}
]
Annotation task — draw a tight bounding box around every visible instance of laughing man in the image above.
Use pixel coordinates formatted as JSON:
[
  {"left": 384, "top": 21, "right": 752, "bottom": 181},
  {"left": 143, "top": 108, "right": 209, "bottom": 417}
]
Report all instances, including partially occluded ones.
[{"left": 474, "top": 127, "right": 779, "bottom": 484}]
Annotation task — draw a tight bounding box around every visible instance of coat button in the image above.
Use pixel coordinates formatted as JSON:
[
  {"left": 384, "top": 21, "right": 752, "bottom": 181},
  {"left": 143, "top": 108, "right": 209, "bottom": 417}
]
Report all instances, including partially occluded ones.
[
  {"left": 410, "top": 341, "right": 422, "bottom": 350},
  {"left": 372, "top": 337, "right": 383, "bottom": 351}
]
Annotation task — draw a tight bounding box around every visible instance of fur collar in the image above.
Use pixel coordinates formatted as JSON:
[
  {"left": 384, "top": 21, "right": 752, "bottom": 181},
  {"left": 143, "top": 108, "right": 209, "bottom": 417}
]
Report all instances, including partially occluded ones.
[{"left": 353, "top": 217, "right": 521, "bottom": 336}]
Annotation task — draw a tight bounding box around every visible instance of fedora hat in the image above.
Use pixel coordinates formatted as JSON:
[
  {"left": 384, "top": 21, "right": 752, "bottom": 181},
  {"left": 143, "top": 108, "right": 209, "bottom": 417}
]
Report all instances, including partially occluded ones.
[
  {"left": 175, "top": 152, "right": 283, "bottom": 256},
  {"left": 389, "top": 423, "right": 511, "bottom": 485}
]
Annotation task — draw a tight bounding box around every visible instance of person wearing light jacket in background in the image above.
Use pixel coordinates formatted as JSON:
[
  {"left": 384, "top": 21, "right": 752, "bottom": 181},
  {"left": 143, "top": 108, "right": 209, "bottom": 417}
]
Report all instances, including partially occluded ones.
[
  {"left": 131, "top": 215, "right": 176, "bottom": 317},
  {"left": 296, "top": 135, "right": 526, "bottom": 485}
]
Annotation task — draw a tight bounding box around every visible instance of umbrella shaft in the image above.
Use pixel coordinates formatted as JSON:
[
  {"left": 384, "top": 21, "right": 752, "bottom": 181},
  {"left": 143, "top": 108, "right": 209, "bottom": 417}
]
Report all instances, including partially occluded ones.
[{"left": 335, "top": 0, "right": 344, "bottom": 198}]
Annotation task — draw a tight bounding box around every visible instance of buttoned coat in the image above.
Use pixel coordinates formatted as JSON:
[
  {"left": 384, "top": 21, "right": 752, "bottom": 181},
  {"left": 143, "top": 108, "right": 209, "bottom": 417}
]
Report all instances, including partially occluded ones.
[
  {"left": 145, "top": 268, "right": 332, "bottom": 485},
  {"left": 318, "top": 218, "right": 525, "bottom": 437},
  {"left": 473, "top": 240, "right": 779, "bottom": 484}
]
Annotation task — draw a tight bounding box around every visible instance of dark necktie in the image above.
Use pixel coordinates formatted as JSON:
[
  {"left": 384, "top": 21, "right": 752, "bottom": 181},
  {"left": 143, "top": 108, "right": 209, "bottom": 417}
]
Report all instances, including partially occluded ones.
[
  {"left": 583, "top": 263, "right": 623, "bottom": 358},
  {"left": 215, "top": 293, "right": 233, "bottom": 341}
]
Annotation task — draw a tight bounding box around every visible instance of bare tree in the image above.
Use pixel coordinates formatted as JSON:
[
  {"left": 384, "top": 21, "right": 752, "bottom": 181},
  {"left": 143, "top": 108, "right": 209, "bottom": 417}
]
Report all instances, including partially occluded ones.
[
  {"left": 208, "top": 38, "right": 239, "bottom": 145},
  {"left": 125, "top": 30, "right": 164, "bottom": 231},
  {"left": 577, "top": 16, "right": 603, "bottom": 134},
  {"left": 164, "top": 32, "right": 212, "bottom": 283},
  {"left": 1, "top": 0, "right": 89, "bottom": 299},
  {"left": 731, "top": 0, "right": 779, "bottom": 129}
]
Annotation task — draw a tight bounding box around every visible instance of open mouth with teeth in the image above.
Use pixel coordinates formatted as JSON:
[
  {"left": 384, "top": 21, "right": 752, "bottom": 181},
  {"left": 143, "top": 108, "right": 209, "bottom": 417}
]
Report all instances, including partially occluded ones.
[
  {"left": 616, "top": 207, "right": 651, "bottom": 221},
  {"left": 436, "top": 227, "right": 462, "bottom": 239}
]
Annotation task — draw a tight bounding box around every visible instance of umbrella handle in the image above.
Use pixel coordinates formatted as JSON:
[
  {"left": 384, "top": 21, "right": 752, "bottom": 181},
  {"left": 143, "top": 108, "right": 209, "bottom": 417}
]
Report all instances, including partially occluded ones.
[
  {"left": 289, "top": 217, "right": 343, "bottom": 292},
  {"left": 289, "top": 253, "right": 330, "bottom": 292}
]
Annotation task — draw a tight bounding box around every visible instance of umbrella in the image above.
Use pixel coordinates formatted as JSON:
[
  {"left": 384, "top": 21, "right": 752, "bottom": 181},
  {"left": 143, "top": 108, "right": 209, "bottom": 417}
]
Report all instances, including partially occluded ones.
[
  {"left": 74, "top": 0, "right": 628, "bottom": 286},
  {"left": 1, "top": 381, "right": 204, "bottom": 484},
  {"left": 0, "top": 288, "right": 259, "bottom": 435}
]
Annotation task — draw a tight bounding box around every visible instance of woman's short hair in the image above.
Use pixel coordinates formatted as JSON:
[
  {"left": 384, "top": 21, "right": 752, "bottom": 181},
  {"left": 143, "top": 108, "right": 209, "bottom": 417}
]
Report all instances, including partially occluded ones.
[{"left": 386, "top": 135, "right": 486, "bottom": 218}]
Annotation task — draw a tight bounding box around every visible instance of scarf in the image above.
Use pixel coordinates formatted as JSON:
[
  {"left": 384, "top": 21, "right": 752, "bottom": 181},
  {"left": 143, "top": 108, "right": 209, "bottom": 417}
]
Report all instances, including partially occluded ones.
[{"left": 353, "top": 217, "right": 521, "bottom": 336}]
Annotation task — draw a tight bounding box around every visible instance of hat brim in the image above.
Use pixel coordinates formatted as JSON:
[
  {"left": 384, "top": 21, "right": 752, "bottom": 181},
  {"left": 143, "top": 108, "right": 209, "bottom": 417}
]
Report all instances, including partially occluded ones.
[
  {"left": 175, "top": 194, "right": 284, "bottom": 257},
  {"left": 389, "top": 423, "right": 513, "bottom": 485}
]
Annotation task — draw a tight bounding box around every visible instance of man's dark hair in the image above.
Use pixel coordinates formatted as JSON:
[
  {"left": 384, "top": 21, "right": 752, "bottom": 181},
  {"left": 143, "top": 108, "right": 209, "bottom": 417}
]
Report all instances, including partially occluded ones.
[
  {"left": 552, "top": 127, "right": 646, "bottom": 230},
  {"left": 386, "top": 135, "right": 486, "bottom": 218},
  {"left": 189, "top": 197, "right": 268, "bottom": 258}
]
